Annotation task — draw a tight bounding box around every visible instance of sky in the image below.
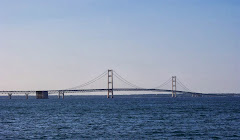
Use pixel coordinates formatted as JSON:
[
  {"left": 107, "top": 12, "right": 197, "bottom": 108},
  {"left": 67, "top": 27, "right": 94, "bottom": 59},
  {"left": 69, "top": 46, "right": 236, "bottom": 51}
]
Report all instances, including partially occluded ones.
[{"left": 0, "top": 0, "right": 239, "bottom": 93}]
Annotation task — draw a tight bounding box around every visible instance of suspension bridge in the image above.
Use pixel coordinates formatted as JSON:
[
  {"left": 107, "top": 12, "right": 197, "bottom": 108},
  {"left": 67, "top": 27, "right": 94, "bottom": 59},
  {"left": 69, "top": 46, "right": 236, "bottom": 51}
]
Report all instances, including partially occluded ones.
[{"left": 0, "top": 69, "right": 202, "bottom": 99}]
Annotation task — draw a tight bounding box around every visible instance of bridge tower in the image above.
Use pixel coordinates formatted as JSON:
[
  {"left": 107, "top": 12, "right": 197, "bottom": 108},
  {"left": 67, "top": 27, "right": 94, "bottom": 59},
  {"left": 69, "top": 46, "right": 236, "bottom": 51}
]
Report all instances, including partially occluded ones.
[
  {"left": 107, "top": 69, "right": 113, "bottom": 98},
  {"left": 172, "top": 76, "right": 176, "bottom": 97}
]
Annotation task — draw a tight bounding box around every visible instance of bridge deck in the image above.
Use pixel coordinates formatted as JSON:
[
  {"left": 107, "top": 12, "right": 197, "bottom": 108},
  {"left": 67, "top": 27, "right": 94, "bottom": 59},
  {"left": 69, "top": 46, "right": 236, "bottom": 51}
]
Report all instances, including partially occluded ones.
[{"left": 0, "top": 88, "right": 201, "bottom": 95}]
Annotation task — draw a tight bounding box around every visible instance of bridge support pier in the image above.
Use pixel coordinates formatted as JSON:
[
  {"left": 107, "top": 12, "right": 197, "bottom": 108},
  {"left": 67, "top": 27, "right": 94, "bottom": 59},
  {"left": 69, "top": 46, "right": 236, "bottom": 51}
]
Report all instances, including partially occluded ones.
[
  {"left": 8, "top": 93, "right": 12, "bottom": 99},
  {"left": 107, "top": 70, "right": 113, "bottom": 98},
  {"left": 192, "top": 94, "right": 198, "bottom": 97},
  {"left": 172, "top": 76, "right": 176, "bottom": 97},
  {"left": 58, "top": 91, "right": 65, "bottom": 99},
  {"left": 25, "top": 93, "right": 29, "bottom": 99}
]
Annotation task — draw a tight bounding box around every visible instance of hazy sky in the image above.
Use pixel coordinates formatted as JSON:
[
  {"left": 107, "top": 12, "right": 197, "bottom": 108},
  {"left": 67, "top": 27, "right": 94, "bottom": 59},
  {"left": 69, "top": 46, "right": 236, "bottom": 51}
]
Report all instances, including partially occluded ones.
[{"left": 0, "top": 0, "right": 239, "bottom": 93}]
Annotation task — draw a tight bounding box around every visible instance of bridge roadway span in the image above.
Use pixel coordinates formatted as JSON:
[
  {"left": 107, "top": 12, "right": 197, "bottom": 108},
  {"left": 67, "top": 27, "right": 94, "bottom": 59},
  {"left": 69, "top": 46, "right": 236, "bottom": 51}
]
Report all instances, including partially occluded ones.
[{"left": 0, "top": 88, "right": 202, "bottom": 95}]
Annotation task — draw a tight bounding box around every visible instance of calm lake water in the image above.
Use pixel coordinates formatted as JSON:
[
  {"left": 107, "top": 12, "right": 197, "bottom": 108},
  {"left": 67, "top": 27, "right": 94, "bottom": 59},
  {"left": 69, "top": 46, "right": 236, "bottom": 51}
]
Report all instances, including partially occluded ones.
[{"left": 0, "top": 95, "right": 239, "bottom": 139}]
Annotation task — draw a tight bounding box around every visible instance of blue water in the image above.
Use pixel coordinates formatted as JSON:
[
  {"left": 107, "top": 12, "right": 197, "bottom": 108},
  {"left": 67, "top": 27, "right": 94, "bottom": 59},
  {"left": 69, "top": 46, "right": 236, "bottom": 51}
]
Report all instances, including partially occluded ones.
[{"left": 0, "top": 95, "right": 239, "bottom": 139}]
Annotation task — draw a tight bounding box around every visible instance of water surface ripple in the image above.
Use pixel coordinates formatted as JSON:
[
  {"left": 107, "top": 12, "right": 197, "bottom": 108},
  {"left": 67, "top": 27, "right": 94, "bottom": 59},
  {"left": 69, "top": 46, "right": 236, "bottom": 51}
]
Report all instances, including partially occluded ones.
[{"left": 0, "top": 96, "right": 239, "bottom": 139}]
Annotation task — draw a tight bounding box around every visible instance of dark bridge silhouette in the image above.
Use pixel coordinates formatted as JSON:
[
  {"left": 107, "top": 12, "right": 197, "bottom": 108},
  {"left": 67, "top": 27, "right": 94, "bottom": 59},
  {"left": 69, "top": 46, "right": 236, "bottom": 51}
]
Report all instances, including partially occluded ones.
[{"left": 0, "top": 69, "right": 202, "bottom": 99}]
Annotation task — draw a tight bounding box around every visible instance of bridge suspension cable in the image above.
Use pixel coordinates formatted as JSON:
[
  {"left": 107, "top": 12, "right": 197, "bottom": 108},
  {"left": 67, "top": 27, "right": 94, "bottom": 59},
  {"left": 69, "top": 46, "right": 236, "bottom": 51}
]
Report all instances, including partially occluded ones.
[
  {"left": 65, "top": 71, "right": 108, "bottom": 90},
  {"left": 153, "top": 78, "right": 172, "bottom": 89},
  {"left": 113, "top": 71, "right": 143, "bottom": 89},
  {"left": 176, "top": 78, "right": 192, "bottom": 92}
]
